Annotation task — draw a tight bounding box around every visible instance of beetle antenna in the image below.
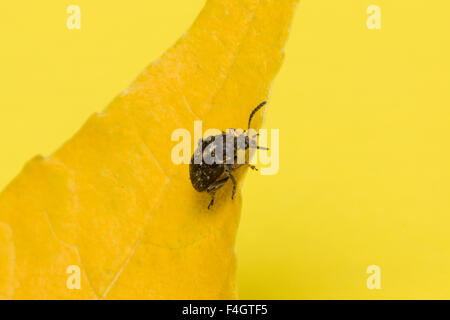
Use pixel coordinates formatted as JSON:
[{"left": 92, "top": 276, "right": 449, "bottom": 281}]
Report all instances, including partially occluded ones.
[{"left": 248, "top": 101, "right": 267, "bottom": 129}]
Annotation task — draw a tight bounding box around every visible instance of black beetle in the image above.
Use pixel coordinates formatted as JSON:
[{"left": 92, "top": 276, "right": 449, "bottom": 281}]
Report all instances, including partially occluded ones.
[{"left": 189, "top": 101, "right": 269, "bottom": 209}]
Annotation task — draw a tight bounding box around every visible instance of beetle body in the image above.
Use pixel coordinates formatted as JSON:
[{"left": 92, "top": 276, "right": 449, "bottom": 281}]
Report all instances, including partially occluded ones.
[
  {"left": 189, "top": 102, "right": 268, "bottom": 209},
  {"left": 190, "top": 134, "right": 227, "bottom": 192}
]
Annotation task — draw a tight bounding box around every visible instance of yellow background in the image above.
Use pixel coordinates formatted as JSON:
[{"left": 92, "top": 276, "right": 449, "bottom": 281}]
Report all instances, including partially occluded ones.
[{"left": 1, "top": 0, "right": 449, "bottom": 299}]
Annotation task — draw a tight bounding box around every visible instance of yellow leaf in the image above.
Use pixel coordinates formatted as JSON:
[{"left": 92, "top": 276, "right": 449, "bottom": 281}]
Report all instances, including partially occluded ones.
[{"left": 0, "top": 0, "right": 298, "bottom": 299}]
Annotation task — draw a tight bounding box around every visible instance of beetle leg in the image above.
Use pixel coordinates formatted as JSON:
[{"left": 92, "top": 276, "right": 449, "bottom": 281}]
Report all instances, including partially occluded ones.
[
  {"left": 225, "top": 167, "right": 237, "bottom": 200},
  {"left": 247, "top": 164, "right": 258, "bottom": 171},
  {"left": 208, "top": 195, "right": 215, "bottom": 210},
  {"left": 206, "top": 177, "right": 229, "bottom": 193},
  {"left": 206, "top": 177, "right": 229, "bottom": 209}
]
